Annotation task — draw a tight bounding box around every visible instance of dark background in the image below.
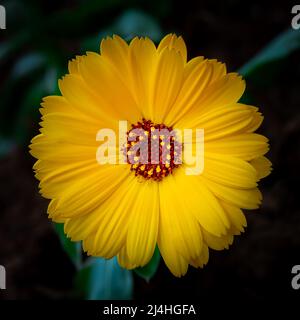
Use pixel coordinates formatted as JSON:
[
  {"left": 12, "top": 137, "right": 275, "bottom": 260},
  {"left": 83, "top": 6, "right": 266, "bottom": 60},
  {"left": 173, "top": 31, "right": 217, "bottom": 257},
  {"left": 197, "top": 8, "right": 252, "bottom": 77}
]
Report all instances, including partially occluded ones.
[{"left": 0, "top": 0, "right": 299, "bottom": 303}]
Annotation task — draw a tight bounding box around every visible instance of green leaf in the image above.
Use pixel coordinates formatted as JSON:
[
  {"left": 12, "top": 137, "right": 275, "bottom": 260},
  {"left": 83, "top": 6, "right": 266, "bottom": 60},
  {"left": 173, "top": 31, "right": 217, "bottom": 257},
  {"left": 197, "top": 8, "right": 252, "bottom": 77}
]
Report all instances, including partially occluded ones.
[
  {"left": 76, "top": 257, "right": 133, "bottom": 300},
  {"left": 239, "top": 29, "right": 300, "bottom": 78},
  {"left": 54, "top": 223, "right": 82, "bottom": 269},
  {"left": 134, "top": 246, "right": 161, "bottom": 281}
]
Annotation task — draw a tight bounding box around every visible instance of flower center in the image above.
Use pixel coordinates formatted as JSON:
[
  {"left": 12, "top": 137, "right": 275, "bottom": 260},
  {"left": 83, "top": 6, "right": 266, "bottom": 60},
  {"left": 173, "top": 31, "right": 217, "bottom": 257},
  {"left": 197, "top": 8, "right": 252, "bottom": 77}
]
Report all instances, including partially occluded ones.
[{"left": 125, "top": 119, "right": 182, "bottom": 181}]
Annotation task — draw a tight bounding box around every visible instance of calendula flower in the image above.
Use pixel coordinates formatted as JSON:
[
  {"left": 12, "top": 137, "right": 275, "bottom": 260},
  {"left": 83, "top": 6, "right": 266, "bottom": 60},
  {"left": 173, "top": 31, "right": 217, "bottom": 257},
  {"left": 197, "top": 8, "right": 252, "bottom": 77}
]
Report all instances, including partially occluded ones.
[{"left": 30, "top": 34, "right": 271, "bottom": 277}]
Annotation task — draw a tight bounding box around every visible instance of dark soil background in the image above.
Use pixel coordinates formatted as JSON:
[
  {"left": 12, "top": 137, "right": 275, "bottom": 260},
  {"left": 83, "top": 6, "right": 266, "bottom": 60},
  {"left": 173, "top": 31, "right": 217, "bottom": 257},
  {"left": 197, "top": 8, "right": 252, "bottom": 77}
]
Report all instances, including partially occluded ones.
[{"left": 0, "top": 0, "right": 299, "bottom": 303}]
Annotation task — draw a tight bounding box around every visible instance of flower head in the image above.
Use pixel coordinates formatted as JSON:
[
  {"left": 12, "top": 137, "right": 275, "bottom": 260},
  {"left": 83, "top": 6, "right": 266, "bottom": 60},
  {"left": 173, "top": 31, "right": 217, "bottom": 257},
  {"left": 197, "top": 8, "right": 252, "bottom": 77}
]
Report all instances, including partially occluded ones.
[{"left": 30, "top": 34, "right": 271, "bottom": 277}]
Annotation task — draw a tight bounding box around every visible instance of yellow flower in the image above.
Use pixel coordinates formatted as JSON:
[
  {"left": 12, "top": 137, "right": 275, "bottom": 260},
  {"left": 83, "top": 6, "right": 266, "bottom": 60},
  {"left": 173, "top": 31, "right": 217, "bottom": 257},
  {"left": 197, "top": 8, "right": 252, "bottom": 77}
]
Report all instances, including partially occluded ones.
[{"left": 29, "top": 34, "right": 271, "bottom": 277}]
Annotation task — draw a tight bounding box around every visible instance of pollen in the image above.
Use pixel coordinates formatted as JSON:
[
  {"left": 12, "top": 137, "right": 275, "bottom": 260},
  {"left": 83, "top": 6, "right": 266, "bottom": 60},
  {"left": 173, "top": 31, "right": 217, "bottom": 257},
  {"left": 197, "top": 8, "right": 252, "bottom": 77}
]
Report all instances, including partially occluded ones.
[{"left": 125, "top": 119, "right": 182, "bottom": 181}]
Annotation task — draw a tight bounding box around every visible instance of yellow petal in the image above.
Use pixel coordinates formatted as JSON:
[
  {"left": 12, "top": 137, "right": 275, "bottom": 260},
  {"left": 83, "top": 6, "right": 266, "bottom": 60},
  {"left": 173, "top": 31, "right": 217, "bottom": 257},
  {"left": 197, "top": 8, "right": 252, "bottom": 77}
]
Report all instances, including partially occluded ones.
[
  {"left": 117, "top": 245, "right": 137, "bottom": 270},
  {"left": 190, "top": 244, "right": 209, "bottom": 268},
  {"left": 68, "top": 173, "right": 137, "bottom": 258},
  {"left": 175, "top": 73, "right": 245, "bottom": 127},
  {"left": 100, "top": 35, "right": 129, "bottom": 77},
  {"left": 196, "top": 73, "right": 245, "bottom": 111},
  {"left": 39, "top": 96, "right": 74, "bottom": 116},
  {"left": 182, "top": 56, "right": 204, "bottom": 80},
  {"left": 220, "top": 200, "right": 247, "bottom": 233},
  {"left": 30, "top": 136, "right": 97, "bottom": 162},
  {"left": 48, "top": 165, "right": 130, "bottom": 220},
  {"left": 205, "top": 133, "right": 269, "bottom": 161},
  {"left": 202, "top": 228, "right": 233, "bottom": 250},
  {"left": 171, "top": 167, "right": 230, "bottom": 236},
  {"left": 178, "top": 104, "right": 254, "bottom": 140},
  {"left": 58, "top": 74, "right": 119, "bottom": 129},
  {"left": 202, "top": 176, "right": 262, "bottom": 209},
  {"left": 68, "top": 55, "right": 83, "bottom": 75},
  {"left": 203, "top": 153, "right": 258, "bottom": 189},
  {"left": 243, "top": 105, "right": 264, "bottom": 132},
  {"left": 128, "top": 37, "right": 157, "bottom": 120},
  {"left": 209, "top": 59, "right": 227, "bottom": 83},
  {"left": 250, "top": 156, "right": 272, "bottom": 179},
  {"left": 89, "top": 176, "right": 145, "bottom": 258},
  {"left": 157, "top": 33, "right": 187, "bottom": 63},
  {"left": 34, "top": 159, "right": 103, "bottom": 199},
  {"left": 126, "top": 181, "right": 159, "bottom": 266},
  {"left": 152, "top": 47, "right": 184, "bottom": 124},
  {"left": 79, "top": 53, "right": 141, "bottom": 124},
  {"left": 158, "top": 174, "right": 204, "bottom": 262},
  {"left": 157, "top": 206, "right": 189, "bottom": 277},
  {"left": 39, "top": 112, "right": 100, "bottom": 145},
  {"left": 165, "top": 58, "right": 213, "bottom": 125}
]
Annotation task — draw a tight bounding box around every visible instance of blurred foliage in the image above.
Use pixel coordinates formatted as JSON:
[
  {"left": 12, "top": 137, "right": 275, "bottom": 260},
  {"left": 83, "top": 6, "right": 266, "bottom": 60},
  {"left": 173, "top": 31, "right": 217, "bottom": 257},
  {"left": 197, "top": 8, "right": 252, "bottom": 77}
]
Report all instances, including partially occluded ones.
[
  {"left": 1, "top": 0, "right": 300, "bottom": 300},
  {"left": 54, "top": 223, "right": 82, "bottom": 269},
  {"left": 239, "top": 28, "right": 300, "bottom": 104},
  {"left": 75, "top": 257, "right": 133, "bottom": 300},
  {"left": 0, "top": 0, "right": 166, "bottom": 152},
  {"left": 82, "top": 9, "right": 162, "bottom": 52},
  {"left": 55, "top": 222, "right": 133, "bottom": 299},
  {"left": 239, "top": 29, "right": 300, "bottom": 85}
]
